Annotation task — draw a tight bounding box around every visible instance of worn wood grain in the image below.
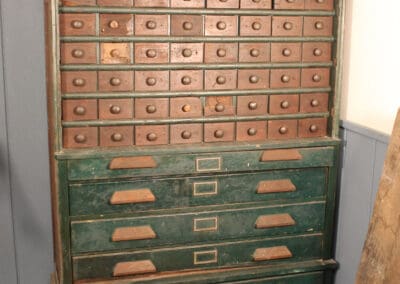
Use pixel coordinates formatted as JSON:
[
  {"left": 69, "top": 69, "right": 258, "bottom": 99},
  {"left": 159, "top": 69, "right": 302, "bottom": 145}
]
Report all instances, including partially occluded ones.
[
  {"left": 260, "top": 149, "right": 303, "bottom": 162},
  {"left": 253, "top": 246, "right": 293, "bottom": 261},
  {"left": 113, "top": 260, "right": 156, "bottom": 277},
  {"left": 257, "top": 179, "right": 296, "bottom": 194}
]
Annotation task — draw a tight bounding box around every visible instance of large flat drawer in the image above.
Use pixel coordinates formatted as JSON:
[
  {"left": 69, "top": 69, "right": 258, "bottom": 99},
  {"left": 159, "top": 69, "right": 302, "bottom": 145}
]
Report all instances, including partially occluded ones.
[
  {"left": 71, "top": 202, "right": 324, "bottom": 254},
  {"left": 67, "top": 147, "right": 335, "bottom": 181},
  {"left": 69, "top": 168, "right": 326, "bottom": 216},
  {"left": 72, "top": 234, "right": 323, "bottom": 281}
]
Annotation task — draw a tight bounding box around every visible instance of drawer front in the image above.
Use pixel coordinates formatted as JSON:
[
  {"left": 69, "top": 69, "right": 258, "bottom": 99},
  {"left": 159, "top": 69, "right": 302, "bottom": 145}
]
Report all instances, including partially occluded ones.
[
  {"left": 67, "top": 147, "right": 335, "bottom": 180},
  {"left": 73, "top": 234, "right": 323, "bottom": 280},
  {"left": 69, "top": 167, "right": 327, "bottom": 216}
]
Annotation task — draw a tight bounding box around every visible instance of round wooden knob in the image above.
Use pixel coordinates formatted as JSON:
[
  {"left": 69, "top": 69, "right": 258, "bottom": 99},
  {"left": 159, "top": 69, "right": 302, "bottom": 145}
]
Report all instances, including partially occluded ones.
[
  {"left": 216, "top": 21, "right": 227, "bottom": 30},
  {"left": 146, "top": 20, "right": 157, "bottom": 30},
  {"left": 73, "top": 106, "right": 86, "bottom": 115},
  {"left": 110, "top": 49, "right": 120, "bottom": 58},
  {"left": 147, "top": 133, "right": 158, "bottom": 141},
  {"left": 312, "top": 74, "right": 322, "bottom": 82},
  {"left": 282, "top": 48, "right": 292, "bottom": 57},
  {"left": 110, "top": 105, "right": 121, "bottom": 114},
  {"left": 181, "top": 76, "right": 192, "bottom": 85},
  {"left": 110, "top": 77, "right": 121, "bottom": 86},
  {"left": 72, "top": 78, "right": 86, "bottom": 87},
  {"left": 252, "top": 22, "right": 262, "bottom": 30},
  {"left": 250, "top": 49, "right": 260, "bottom": 57},
  {"left": 214, "top": 129, "right": 224, "bottom": 138},
  {"left": 217, "top": 48, "right": 226, "bottom": 57},
  {"left": 215, "top": 103, "right": 225, "bottom": 112},
  {"left": 146, "top": 105, "right": 157, "bottom": 114},
  {"left": 281, "top": 75, "right": 290, "bottom": 83},
  {"left": 146, "top": 77, "right": 157, "bottom": 86},
  {"left": 71, "top": 20, "right": 84, "bottom": 29},
  {"left": 283, "top": 22, "right": 293, "bottom": 30},
  {"left": 249, "top": 75, "right": 259, "bottom": 84},
  {"left": 279, "top": 126, "right": 288, "bottom": 134},
  {"left": 181, "top": 131, "right": 192, "bottom": 139},
  {"left": 216, "top": 76, "right": 226, "bottom": 85},
  {"left": 248, "top": 101, "right": 258, "bottom": 110},
  {"left": 182, "top": 104, "right": 191, "bottom": 112},
  {"left": 182, "top": 48, "right": 192, "bottom": 57},
  {"left": 310, "top": 124, "right": 319, "bottom": 132},
  {"left": 311, "top": 99, "right": 320, "bottom": 107},
  {"left": 313, "top": 48, "right": 323, "bottom": 56},
  {"left": 74, "top": 134, "right": 87, "bottom": 143},
  {"left": 72, "top": 49, "right": 84, "bottom": 58},
  {"left": 108, "top": 20, "right": 119, "bottom": 29},
  {"left": 281, "top": 100, "right": 290, "bottom": 109},
  {"left": 315, "top": 21, "right": 324, "bottom": 30},
  {"left": 247, "top": 128, "right": 257, "bottom": 136},
  {"left": 111, "top": 133, "right": 123, "bottom": 142},
  {"left": 146, "top": 49, "right": 157, "bottom": 58},
  {"left": 182, "top": 21, "right": 193, "bottom": 30}
]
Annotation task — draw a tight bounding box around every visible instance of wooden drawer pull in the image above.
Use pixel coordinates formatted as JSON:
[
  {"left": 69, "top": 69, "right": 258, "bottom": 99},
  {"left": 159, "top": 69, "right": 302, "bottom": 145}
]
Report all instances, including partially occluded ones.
[
  {"left": 260, "top": 149, "right": 302, "bottom": 162},
  {"left": 109, "top": 156, "right": 157, "bottom": 170},
  {"left": 113, "top": 260, "right": 156, "bottom": 277},
  {"left": 257, "top": 179, "right": 296, "bottom": 194},
  {"left": 255, "top": 213, "right": 296, "bottom": 229},
  {"left": 112, "top": 225, "right": 157, "bottom": 242},
  {"left": 110, "top": 189, "right": 156, "bottom": 205},
  {"left": 253, "top": 246, "right": 293, "bottom": 262}
]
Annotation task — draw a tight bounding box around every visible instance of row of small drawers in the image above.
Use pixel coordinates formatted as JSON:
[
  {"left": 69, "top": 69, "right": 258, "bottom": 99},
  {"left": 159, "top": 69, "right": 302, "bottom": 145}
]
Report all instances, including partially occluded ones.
[
  {"left": 62, "top": 0, "right": 334, "bottom": 10},
  {"left": 62, "top": 41, "right": 332, "bottom": 65},
  {"left": 61, "top": 14, "right": 333, "bottom": 37},
  {"left": 62, "top": 68, "right": 331, "bottom": 93}
]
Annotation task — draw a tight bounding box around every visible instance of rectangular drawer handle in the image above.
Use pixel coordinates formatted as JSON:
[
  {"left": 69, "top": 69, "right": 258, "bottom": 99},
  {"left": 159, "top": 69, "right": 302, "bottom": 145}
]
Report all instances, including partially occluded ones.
[
  {"left": 113, "top": 260, "right": 156, "bottom": 277},
  {"left": 255, "top": 213, "right": 296, "bottom": 229},
  {"left": 257, "top": 179, "right": 296, "bottom": 194},
  {"left": 110, "top": 189, "right": 156, "bottom": 205},
  {"left": 109, "top": 156, "right": 157, "bottom": 170},
  {"left": 253, "top": 246, "right": 293, "bottom": 262},
  {"left": 260, "top": 149, "right": 302, "bottom": 162},
  {"left": 112, "top": 225, "right": 157, "bottom": 242}
]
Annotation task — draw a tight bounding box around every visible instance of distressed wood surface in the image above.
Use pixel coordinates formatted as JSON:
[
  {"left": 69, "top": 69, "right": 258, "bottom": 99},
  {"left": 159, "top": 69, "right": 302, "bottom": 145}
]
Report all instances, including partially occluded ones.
[{"left": 253, "top": 246, "right": 293, "bottom": 261}]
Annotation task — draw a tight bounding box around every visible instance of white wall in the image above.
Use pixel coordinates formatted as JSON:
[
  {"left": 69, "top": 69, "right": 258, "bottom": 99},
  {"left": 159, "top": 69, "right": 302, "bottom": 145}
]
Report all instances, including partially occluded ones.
[{"left": 341, "top": 0, "right": 400, "bottom": 135}]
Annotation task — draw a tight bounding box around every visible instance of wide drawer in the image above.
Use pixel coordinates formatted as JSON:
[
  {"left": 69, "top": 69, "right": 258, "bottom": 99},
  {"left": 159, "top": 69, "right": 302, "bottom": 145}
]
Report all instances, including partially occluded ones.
[
  {"left": 69, "top": 168, "right": 326, "bottom": 216},
  {"left": 71, "top": 202, "right": 324, "bottom": 254},
  {"left": 67, "top": 147, "right": 335, "bottom": 181},
  {"left": 72, "top": 233, "right": 322, "bottom": 281}
]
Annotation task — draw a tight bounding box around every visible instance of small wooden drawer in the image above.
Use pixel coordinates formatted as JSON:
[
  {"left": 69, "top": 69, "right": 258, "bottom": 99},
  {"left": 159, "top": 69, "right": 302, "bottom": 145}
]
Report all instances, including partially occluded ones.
[
  {"left": 100, "top": 14, "right": 133, "bottom": 36},
  {"left": 135, "top": 71, "right": 169, "bottom": 92},
  {"left": 237, "top": 95, "right": 268, "bottom": 116},
  {"left": 61, "top": 71, "right": 97, "bottom": 93},
  {"left": 170, "top": 124, "right": 203, "bottom": 144},
  {"left": 135, "top": 125, "right": 169, "bottom": 146},
  {"left": 171, "top": 43, "right": 204, "bottom": 63},
  {"left": 271, "top": 43, "right": 301, "bottom": 62},
  {"left": 204, "top": 123, "right": 235, "bottom": 142},
  {"left": 301, "top": 68, "right": 330, "bottom": 88},
  {"left": 204, "top": 43, "right": 238, "bottom": 63},
  {"left": 170, "top": 97, "right": 202, "bottom": 118},
  {"left": 170, "top": 70, "right": 203, "bottom": 91},
  {"left": 205, "top": 16, "right": 238, "bottom": 36},
  {"left": 270, "top": 69, "right": 300, "bottom": 89},
  {"left": 239, "top": 43, "right": 270, "bottom": 63},
  {"left": 100, "top": 43, "right": 131, "bottom": 64},
  {"left": 63, "top": 127, "right": 98, "bottom": 148},
  {"left": 205, "top": 96, "right": 235, "bottom": 116},
  {"left": 135, "top": 15, "right": 169, "bottom": 36},
  {"left": 300, "top": 93, "right": 329, "bottom": 113},
  {"left": 302, "top": 42, "right": 332, "bottom": 62},
  {"left": 298, "top": 118, "right": 328, "bottom": 138},
  {"left": 100, "top": 126, "right": 134, "bottom": 147},
  {"left": 268, "top": 120, "right": 298, "bottom": 140},
  {"left": 134, "top": 98, "right": 169, "bottom": 119},
  {"left": 305, "top": 0, "right": 334, "bottom": 10},
  {"left": 61, "top": 0, "right": 96, "bottom": 6},
  {"left": 99, "top": 99, "right": 133, "bottom": 120},
  {"left": 62, "top": 99, "right": 97, "bottom": 121},
  {"left": 240, "top": 16, "right": 271, "bottom": 36},
  {"left": 98, "top": 71, "right": 134, "bottom": 92},
  {"left": 269, "top": 94, "right": 299, "bottom": 115},
  {"left": 237, "top": 121, "right": 267, "bottom": 142},
  {"left": 238, "top": 69, "right": 270, "bottom": 90},
  {"left": 171, "top": 15, "right": 203, "bottom": 36},
  {"left": 135, "top": 43, "right": 169, "bottom": 64},
  {"left": 240, "top": 0, "right": 272, "bottom": 9},
  {"left": 135, "top": 0, "right": 169, "bottom": 7},
  {"left": 274, "top": 0, "right": 305, "bottom": 10},
  {"left": 205, "top": 70, "right": 237, "bottom": 90},
  {"left": 61, "top": 43, "right": 97, "bottom": 64},
  {"left": 98, "top": 0, "right": 133, "bottom": 6},
  {"left": 272, "top": 16, "right": 303, "bottom": 37},
  {"left": 303, "top": 17, "right": 333, "bottom": 37},
  {"left": 171, "top": 0, "right": 205, "bottom": 8},
  {"left": 208, "top": 0, "right": 239, "bottom": 8},
  {"left": 59, "top": 14, "right": 96, "bottom": 36}
]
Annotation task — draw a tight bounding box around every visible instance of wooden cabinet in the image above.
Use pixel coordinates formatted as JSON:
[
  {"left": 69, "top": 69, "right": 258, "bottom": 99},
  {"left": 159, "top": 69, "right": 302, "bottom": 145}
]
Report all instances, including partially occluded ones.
[{"left": 46, "top": 0, "right": 344, "bottom": 283}]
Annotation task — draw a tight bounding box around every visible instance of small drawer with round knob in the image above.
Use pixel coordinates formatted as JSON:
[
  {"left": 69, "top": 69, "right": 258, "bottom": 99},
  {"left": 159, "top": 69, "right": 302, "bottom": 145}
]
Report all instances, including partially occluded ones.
[
  {"left": 170, "top": 97, "right": 202, "bottom": 118},
  {"left": 303, "top": 16, "right": 333, "bottom": 36},
  {"left": 61, "top": 71, "right": 97, "bottom": 93},
  {"left": 170, "top": 70, "right": 203, "bottom": 91},
  {"left": 240, "top": 0, "right": 272, "bottom": 9},
  {"left": 238, "top": 69, "right": 270, "bottom": 90},
  {"left": 59, "top": 14, "right": 96, "bottom": 36},
  {"left": 269, "top": 94, "right": 299, "bottom": 115},
  {"left": 204, "top": 123, "right": 235, "bottom": 142},
  {"left": 171, "top": 43, "right": 204, "bottom": 63},
  {"left": 270, "top": 69, "right": 301, "bottom": 89},
  {"left": 305, "top": 0, "right": 334, "bottom": 10},
  {"left": 100, "top": 14, "right": 133, "bottom": 36},
  {"left": 298, "top": 118, "right": 327, "bottom": 138},
  {"left": 134, "top": 98, "right": 169, "bottom": 119},
  {"left": 98, "top": 71, "right": 134, "bottom": 92},
  {"left": 271, "top": 43, "right": 301, "bottom": 62},
  {"left": 205, "top": 16, "right": 238, "bottom": 36},
  {"left": 135, "top": 125, "right": 169, "bottom": 146},
  {"left": 61, "top": 0, "right": 96, "bottom": 6},
  {"left": 240, "top": 16, "right": 271, "bottom": 37},
  {"left": 135, "top": 43, "right": 169, "bottom": 64},
  {"left": 62, "top": 99, "right": 98, "bottom": 121},
  {"left": 100, "top": 126, "right": 134, "bottom": 147},
  {"left": 239, "top": 43, "right": 270, "bottom": 63},
  {"left": 205, "top": 96, "right": 235, "bottom": 117},
  {"left": 274, "top": 0, "right": 305, "bottom": 10},
  {"left": 301, "top": 68, "right": 330, "bottom": 88},
  {"left": 100, "top": 43, "right": 132, "bottom": 64},
  {"left": 237, "top": 95, "right": 268, "bottom": 116},
  {"left": 135, "top": 0, "right": 169, "bottom": 7},
  {"left": 302, "top": 42, "right": 332, "bottom": 62},
  {"left": 98, "top": 0, "right": 133, "bottom": 6},
  {"left": 134, "top": 71, "right": 169, "bottom": 92},
  {"left": 237, "top": 121, "right": 267, "bottom": 142},
  {"left": 205, "top": 70, "right": 237, "bottom": 90},
  {"left": 171, "top": 0, "right": 205, "bottom": 7},
  {"left": 99, "top": 99, "right": 133, "bottom": 120},
  {"left": 272, "top": 16, "right": 303, "bottom": 37},
  {"left": 61, "top": 43, "right": 97, "bottom": 64},
  {"left": 171, "top": 15, "right": 203, "bottom": 36},
  {"left": 63, "top": 127, "right": 98, "bottom": 148},
  {"left": 135, "top": 14, "right": 169, "bottom": 36},
  {"left": 268, "top": 120, "right": 298, "bottom": 140},
  {"left": 207, "top": 0, "right": 239, "bottom": 8},
  {"left": 170, "top": 124, "right": 203, "bottom": 144},
  {"left": 204, "top": 43, "right": 238, "bottom": 63},
  {"left": 300, "top": 93, "right": 329, "bottom": 113}
]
